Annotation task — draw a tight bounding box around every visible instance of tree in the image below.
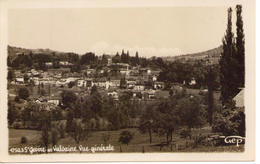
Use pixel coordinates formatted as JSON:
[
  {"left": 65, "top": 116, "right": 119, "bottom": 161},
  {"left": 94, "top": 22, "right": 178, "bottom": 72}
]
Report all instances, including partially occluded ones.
[
  {"left": 18, "top": 87, "right": 30, "bottom": 100},
  {"left": 136, "top": 92, "right": 142, "bottom": 99},
  {"left": 169, "top": 90, "right": 174, "bottom": 96},
  {"left": 51, "top": 129, "right": 59, "bottom": 147},
  {"left": 102, "top": 54, "right": 108, "bottom": 64},
  {"left": 135, "top": 51, "right": 139, "bottom": 65},
  {"left": 139, "top": 105, "right": 156, "bottom": 143},
  {"left": 38, "top": 84, "right": 41, "bottom": 95},
  {"left": 103, "top": 70, "right": 108, "bottom": 77},
  {"left": 68, "top": 81, "right": 75, "bottom": 88},
  {"left": 70, "top": 62, "right": 82, "bottom": 73},
  {"left": 91, "top": 92, "right": 102, "bottom": 117},
  {"left": 80, "top": 52, "right": 95, "bottom": 65},
  {"left": 40, "top": 89, "right": 46, "bottom": 96},
  {"left": 23, "top": 73, "right": 30, "bottom": 83},
  {"left": 141, "top": 58, "right": 148, "bottom": 67},
  {"left": 213, "top": 100, "right": 245, "bottom": 137},
  {"left": 112, "top": 52, "right": 121, "bottom": 63},
  {"left": 52, "top": 107, "right": 63, "bottom": 121},
  {"left": 39, "top": 112, "right": 51, "bottom": 153},
  {"left": 41, "top": 82, "right": 44, "bottom": 88},
  {"left": 7, "top": 56, "right": 12, "bottom": 67},
  {"left": 52, "top": 61, "right": 60, "bottom": 68},
  {"left": 118, "top": 130, "right": 134, "bottom": 145},
  {"left": 29, "top": 82, "right": 34, "bottom": 95},
  {"left": 153, "top": 98, "right": 179, "bottom": 143},
  {"left": 90, "top": 85, "right": 97, "bottom": 95},
  {"left": 219, "top": 7, "right": 239, "bottom": 105},
  {"left": 107, "top": 105, "right": 121, "bottom": 130},
  {"left": 178, "top": 96, "right": 207, "bottom": 135},
  {"left": 7, "top": 70, "right": 15, "bottom": 82},
  {"left": 57, "top": 121, "right": 66, "bottom": 138},
  {"left": 126, "top": 51, "right": 130, "bottom": 63},
  {"left": 164, "top": 81, "right": 172, "bottom": 90},
  {"left": 207, "top": 66, "right": 217, "bottom": 126},
  {"left": 8, "top": 103, "right": 19, "bottom": 125},
  {"left": 61, "top": 90, "right": 78, "bottom": 108},
  {"left": 120, "top": 76, "right": 126, "bottom": 89},
  {"left": 66, "top": 109, "right": 75, "bottom": 133},
  {"left": 41, "top": 123, "right": 50, "bottom": 153},
  {"left": 82, "top": 96, "right": 95, "bottom": 123},
  {"left": 71, "top": 99, "right": 82, "bottom": 119},
  {"left": 236, "top": 5, "right": 245, "bottom": 88},
  {"left": 48, "top": 84, "right": 51, "bottom": 95},
  {"left": 70, "top": 119, "right": 90, "bottom": 150}
]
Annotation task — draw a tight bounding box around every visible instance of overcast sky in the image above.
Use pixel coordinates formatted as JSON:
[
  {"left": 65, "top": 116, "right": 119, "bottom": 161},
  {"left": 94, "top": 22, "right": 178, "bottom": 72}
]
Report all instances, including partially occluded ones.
[{"left": 8, "top": 7, "right": 233, "bottom": 57}]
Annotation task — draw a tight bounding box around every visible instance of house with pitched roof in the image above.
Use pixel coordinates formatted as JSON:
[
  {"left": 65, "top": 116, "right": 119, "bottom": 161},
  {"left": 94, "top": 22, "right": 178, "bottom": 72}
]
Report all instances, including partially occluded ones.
[{"left": 233, "top": 88, "right": 244, "bottom": 108}]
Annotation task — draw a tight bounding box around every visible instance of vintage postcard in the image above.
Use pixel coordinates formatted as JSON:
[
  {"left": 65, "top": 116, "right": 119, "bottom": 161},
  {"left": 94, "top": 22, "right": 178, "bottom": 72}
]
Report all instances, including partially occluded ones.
[{"left": 0, "top": 0, "right": 255, "bottom": 162}]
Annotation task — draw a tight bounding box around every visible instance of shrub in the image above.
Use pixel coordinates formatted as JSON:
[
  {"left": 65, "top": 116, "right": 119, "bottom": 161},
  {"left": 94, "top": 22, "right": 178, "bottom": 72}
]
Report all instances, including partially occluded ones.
[
  {"left": 13, "top": 122, "right": 22, "bottom": 129},
  {"left": 68, "top": 81, "right": 75, "bottom": 88},
  {"left": 51, "top": 129, "right": 59, "bottom": 146},
  {"left": 192, "top": 134, "right": 207, "bottom": 148},
  {"left": 136, "top": 92, "right": 142, "bottom": 99},
  {"left": 212, "top": 106, "right": 245, "bottom": 137},
  {"left": 18, "top": 87, "right": 30, "bottom": 100},
  {"left": 118, "top": 130, "right": 134, "bottom": 145},
  {"left": 102, "top": 132, "right": 110, "bottom": 145},
  {"left": 14, "top": 96, "right": 20, "bottom": 103},
  {"left": 180, "top": 128, "right": 191, "bottom": 139},
  {"left": 57, "top": 122, "right": 66, "bottom": 138},
  {"left": 20, "top": 136, "right": 27, "bottom": 144}
]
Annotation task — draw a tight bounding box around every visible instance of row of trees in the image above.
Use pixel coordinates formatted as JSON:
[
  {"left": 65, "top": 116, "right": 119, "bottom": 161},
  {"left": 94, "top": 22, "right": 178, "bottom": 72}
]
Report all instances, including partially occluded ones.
[
  {"left": 158, "top": 61, "right": 220, "bottom": 90},
  {"left": 220, "top": 5, "right": 245, "bottom": 105},
  {"left": 139, "top": 92, "right": 207, "bottom": 144},
  {"left": 212, "top": 5, "right": 245, "bottom": 137}
]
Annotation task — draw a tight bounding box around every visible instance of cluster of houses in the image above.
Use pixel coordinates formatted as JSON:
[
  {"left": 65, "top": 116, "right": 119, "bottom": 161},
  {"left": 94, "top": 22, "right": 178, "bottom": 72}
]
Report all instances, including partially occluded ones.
[
  {"left": 12, "top": 63, "right": 165, "bottom": 90},
  {"left": 10, "top": 62, "right": 199, "bottom": 109}
]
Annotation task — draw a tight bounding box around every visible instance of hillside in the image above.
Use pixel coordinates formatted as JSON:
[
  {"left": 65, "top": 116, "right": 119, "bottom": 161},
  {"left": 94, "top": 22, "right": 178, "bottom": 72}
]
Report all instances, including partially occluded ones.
[
  {"left": 163, "top": 46, "right": 223, "bottom": 64},
  {"left": 8, "top": 45, "right": 223, "bottom": 65},
  {"left": 8, "top": 45, "right": 67, "bottom": 56}
]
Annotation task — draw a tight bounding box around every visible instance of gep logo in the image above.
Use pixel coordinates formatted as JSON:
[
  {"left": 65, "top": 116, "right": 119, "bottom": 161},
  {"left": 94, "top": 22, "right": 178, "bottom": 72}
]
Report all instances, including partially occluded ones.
[{"left": 224, "top": 136, "right": 245, "bottom": 147}]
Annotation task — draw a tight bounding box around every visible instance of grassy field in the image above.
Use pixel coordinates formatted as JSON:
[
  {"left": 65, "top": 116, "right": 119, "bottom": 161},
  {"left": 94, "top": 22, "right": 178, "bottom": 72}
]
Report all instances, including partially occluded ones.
[{"left": 9, "top": 126, "right": 243, "bottom": 154}]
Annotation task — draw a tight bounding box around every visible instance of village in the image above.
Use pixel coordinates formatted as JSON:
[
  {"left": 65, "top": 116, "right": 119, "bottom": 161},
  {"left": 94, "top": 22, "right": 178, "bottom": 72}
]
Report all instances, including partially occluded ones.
[{"left": 8, "top": 56, "right": 199, "bottom": 110}]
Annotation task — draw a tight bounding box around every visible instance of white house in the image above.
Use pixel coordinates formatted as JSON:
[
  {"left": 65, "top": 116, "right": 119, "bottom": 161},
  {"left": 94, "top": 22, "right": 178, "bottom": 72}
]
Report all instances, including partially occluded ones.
[
  {"left": 154, "top": 82, "right": 164, "bottom": 90},
  {"left": 77, "top": 79, "right": 86, "bottom": 87},
  {"left": 93, "top": 78, "right": 107, "bottom": 88},
  {"left": 152, "top": 75, "right": 158, "bottom": 81},
  {"left": 107, "top": 89, "right": 118, "bottom": 99},
  {"left": 134, "top": 84, "right": 145, "bottom": 91},
  {"left": 47, "top": 100, "right": 59, "bottom": 106},
  {"left": 66, "top": 77, "right": 80, "bottom": 84},
  {"left": 15, "top": 78, "right": 24, "bottom": 83},
  {"left": 189, "top": 78, "right": 196, "bottom": 85}
]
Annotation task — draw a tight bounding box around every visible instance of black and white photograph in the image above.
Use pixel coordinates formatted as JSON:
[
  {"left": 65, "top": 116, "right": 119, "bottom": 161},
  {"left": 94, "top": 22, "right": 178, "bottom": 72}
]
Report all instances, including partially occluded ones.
[{"left": 0, "top": 0, "right": 256, "bottom": 162}]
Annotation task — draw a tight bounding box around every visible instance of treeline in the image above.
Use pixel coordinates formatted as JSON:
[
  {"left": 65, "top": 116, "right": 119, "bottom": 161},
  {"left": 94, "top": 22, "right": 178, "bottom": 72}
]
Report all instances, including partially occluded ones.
[
  {"left": 8, "top": 86, "right": 144, "bottom": 131},
  {"left": 157, "top": 61, "right": 220, "bottom": 90},
  {"left": 139, "top": 90, "right": 208, "bottom": 144},
  {"left": 7, "top": 51, "right": 79, "bottom": 71}
]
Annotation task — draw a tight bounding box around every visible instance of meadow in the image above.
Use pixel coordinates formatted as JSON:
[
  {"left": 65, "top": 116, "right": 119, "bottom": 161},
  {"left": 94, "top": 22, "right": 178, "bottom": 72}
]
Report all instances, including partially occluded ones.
[{"left": 9, "top": 125, "right": 244, "bottom": 154}]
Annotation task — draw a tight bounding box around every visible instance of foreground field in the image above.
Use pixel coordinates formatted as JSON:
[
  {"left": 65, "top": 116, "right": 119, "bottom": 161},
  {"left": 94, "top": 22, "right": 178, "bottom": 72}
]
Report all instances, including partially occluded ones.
[{"left": 9, "top": 127, "right": 244, "bottom": 154}]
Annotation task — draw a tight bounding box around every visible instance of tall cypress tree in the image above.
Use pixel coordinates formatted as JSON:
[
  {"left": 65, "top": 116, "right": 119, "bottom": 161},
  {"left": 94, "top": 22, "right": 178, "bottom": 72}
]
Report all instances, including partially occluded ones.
[
  {"left": 236, "top": 5, "right": 245, "bottom": 88},
  {"left": 219, "top": 8, "right": 239, "bottom": 105},
  {"left": 135, "top": 51, "right": 139, "bottom": 65},
  {"left": 207, "top": 66, "right": 216, "bottom": 125}
]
